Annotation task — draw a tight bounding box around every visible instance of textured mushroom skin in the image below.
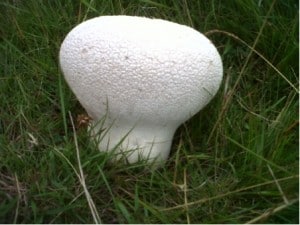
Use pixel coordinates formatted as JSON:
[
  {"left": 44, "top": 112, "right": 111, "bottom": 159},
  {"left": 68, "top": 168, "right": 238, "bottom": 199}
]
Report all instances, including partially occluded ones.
[{"left": 59, "top": 15, "right": 223, "bottom": 164}]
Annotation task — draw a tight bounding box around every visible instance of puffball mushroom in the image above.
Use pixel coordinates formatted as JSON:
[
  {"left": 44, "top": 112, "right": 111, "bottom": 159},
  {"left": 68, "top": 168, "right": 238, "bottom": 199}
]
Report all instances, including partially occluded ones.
[{"left": 59, "top": 15, "right": 223, "bottom": 165}]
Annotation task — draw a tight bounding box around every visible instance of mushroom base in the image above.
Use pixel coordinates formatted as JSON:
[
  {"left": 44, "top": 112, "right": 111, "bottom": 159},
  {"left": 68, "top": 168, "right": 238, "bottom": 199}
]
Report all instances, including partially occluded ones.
[{"left": 89, "top": 119, "right": 176, "bottom": 166}]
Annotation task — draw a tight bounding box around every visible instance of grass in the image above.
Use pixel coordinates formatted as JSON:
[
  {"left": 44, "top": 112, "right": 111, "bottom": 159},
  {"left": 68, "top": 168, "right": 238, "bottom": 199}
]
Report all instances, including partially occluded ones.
[{"left": 0, "top": 0, "right": 299, "bottom": 223}]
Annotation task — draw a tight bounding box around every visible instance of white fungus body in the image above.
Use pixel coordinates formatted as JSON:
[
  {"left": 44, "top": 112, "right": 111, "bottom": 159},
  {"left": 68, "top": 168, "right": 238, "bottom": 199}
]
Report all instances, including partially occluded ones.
[{"left": 59, "top": 15, "right": 223, "bottom": 164}]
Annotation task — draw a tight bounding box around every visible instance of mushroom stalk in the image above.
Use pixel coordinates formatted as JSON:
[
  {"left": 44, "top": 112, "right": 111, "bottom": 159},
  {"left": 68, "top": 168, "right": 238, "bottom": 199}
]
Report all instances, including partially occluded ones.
[{"left": 90, "top": 119, "right": 176, "bottom": 163}]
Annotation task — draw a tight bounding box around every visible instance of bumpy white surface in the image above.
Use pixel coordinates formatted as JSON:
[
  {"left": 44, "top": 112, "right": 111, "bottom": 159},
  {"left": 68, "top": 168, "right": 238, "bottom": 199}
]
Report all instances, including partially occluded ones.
[{"left": 59, "top": 15, "right": 223, "bottom": 164}]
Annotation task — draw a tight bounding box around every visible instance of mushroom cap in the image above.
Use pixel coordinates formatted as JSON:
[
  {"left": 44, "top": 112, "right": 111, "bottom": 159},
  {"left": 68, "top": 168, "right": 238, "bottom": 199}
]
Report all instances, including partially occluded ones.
[{"left": 59, "top": 15, "right": 223, "bottom": 127}]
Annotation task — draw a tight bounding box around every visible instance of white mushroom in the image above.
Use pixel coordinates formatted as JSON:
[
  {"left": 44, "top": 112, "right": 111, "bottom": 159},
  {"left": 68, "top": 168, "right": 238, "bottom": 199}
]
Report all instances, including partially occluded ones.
[{"left": 59, "top": 15, "right": 223, "bottom": 165}]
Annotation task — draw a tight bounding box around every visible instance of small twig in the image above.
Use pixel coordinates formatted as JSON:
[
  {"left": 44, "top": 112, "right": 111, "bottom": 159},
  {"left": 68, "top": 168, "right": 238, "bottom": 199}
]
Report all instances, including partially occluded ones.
[
  {"left": 160, "top": 175, "right": 298, "bottom": 211},
  {"left": 236, "top": 98, "right": 272, "bottom": 123},
  {"left": 284, "top": 120, "right": 299, "bottom": 134},
  {"left": 50, "top": 191, "right": 85, "bottom": 224},
  {"left": 225, "top": 136, "right": 289, "bottom": 174},
  {"left": 69, "top": 111, "right": 102, "bottom": 224},
  {"left": 267, "top": 164, "right": 289, "bottom": 204},
  {"left": 246, "top": 198, "right": 298, "bottom": 224},
  {"left": 183, "top": 0, "right": 194, "bottom": 28},
  {"left": 173, "top": 136, "right": 183, "bottom": 184},
  {"left": 13, "top": 173, "right": 20, "bottom": 224},
  {"left": 183, "top": 168, "right": 190, "bottom": 224},
  {"left": 82, "top": 0, "right": 96, "bottom": 21}
]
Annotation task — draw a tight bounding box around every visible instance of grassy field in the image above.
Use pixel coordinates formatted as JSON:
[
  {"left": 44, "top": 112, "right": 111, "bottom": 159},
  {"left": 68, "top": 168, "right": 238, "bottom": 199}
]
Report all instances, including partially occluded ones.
[{"left": 0, "top": 0, "right": 299, "bottom": 223}]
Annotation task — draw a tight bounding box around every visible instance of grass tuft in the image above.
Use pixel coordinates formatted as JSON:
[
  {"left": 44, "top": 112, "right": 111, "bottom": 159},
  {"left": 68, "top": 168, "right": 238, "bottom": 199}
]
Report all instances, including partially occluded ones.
[{"left": 0, "top": 0, "right": 298, "bottom": 223}]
